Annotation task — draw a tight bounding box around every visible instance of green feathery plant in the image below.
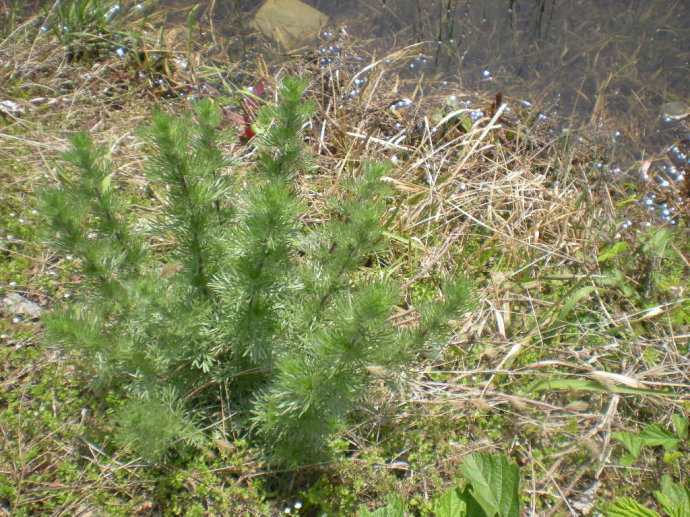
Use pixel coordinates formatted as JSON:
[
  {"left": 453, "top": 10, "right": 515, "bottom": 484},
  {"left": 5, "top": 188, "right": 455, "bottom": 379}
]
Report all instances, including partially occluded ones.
[{"left": 40, "top": 76, "right": 472, "bottom": 464}]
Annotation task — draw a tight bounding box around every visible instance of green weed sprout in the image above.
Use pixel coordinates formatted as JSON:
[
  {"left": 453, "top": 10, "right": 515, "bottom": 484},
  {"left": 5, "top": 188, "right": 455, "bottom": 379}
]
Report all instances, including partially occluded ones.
[{"left": 39, "top": 76, "right": 472, "bottom": 464}]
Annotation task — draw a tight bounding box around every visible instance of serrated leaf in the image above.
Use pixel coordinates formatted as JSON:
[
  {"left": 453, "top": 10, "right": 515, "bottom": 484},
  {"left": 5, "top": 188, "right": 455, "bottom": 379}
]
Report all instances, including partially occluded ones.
[
  {"left": 654, "top": 475, "right": 690, "bottom": 517},
  {"left": 620, "top": 454, "right": 638, "bottom": 466},
  {"left": 460, "top": 453, "right": 520, "bottom": 517},
  {"left": 672, "top": 414, "right": 689, "bottom": 440},
  {"left": 598, "top": 242, "right": 629, "bottom": 262},
  {"left": 433, "top": 486, "right": 487, "bottom": 517},
  {"left": 358, "top": 494, "right": 405, "bottom": 517},
  {"left": 640, "top": 423, "right": 680, "bottom": 451},
  {"left": 433, "top": 487, "right": 468, "bottom": 517},
  {"left": 612, "top": 431, "right": 644, "bottom": 458},
  {"left": 603, "top": 497, "right": 661, "bottom": 517},
  {"left": 663, "top": 451, "right": 684, "bottom": 463}
]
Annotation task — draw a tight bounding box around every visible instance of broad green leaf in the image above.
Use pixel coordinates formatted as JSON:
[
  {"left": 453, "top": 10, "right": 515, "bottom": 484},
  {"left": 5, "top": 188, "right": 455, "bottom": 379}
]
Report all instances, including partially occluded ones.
[
  {"left": 663, "top": 451, "right": 684, "bottom": 463},
  {"left": 457, "top": 114, "right": 473, "bottom": 133},
  {"left": 642, "top": 229, "right": 673, "bottom": 258},
  {"left": 612, "top": 431, "right": 643, "bottom": 458},
  {"left": 528, "top": 378, "right": 676, "bottom": 397},
  {"left": 460, "top": 453, "right": 520, "bottom": 517},
  {"left": 557, "top": 285, "right": 597, "bottom": 320},
  {"left": 603, "top": 497, "right": 661, "bottom": 517},
  {"left": 654, "top": 475, "right": 690, "bottom": 517},
  {"left": 381, "top": 230, "right": 425, "bottom": 250},
  {"left": 433, "top": 487, "right": 468, "bottom": 517},
  {"left": 598, "top": 242, "right": 629, "bottom": 262},
  {"left": 620, "top": 454, "right": 637, "bottom": 466},
  {"left": 640, "top": 423, "right": 680, "bottom": 451},
  {"left": 433, "top": 486, "right": 488, "bottom": 517},
  {"left": 672, "top": 414, "right": 689, "bottom": 440},
  {"left": 358, "top": 494, "right": 405, "bottom": 517}
]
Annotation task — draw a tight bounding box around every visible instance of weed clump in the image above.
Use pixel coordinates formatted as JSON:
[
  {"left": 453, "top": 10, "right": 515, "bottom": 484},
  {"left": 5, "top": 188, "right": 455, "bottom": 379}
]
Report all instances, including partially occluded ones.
[{"left": 39, "top": 76, "right": 471, "bottom": 464}]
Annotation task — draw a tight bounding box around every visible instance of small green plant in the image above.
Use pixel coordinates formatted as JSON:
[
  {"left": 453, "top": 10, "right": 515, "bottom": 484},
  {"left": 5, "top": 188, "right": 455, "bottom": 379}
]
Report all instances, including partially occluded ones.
[
  {"left": 39, "top": 77, "right": 472, "bottom": 465},
  {"left": 596, "top": 227, "right": 688, "bottom": 319},
  {"left": 603, "top": 415, "right": 689, "bottom": 517},
  {"left": 44, "top": 0, "right": 118, "bottom": 44},
  {"left": 612, "top": 414, "right": 688, "bottom": 466},
  {"left": 603, "top": 475, "right": 690, "bottom": 517},
  {"left": 41, "top": 0, "right": 152, "bottom": 62},
  {"left": 0, "top": 0, "right": 23, "bottom": 38},
  {"left": 359, "top": 494, "right": 405, "bottom": 517},
  {"left": 358, "top": 452, "right": 521, "bottom": 517}
]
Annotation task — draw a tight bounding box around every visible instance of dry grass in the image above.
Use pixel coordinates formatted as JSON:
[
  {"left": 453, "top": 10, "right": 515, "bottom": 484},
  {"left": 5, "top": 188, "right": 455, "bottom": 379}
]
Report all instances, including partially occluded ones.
[{"left": 282, "top": 34, "right": 690, "bottom": 514}]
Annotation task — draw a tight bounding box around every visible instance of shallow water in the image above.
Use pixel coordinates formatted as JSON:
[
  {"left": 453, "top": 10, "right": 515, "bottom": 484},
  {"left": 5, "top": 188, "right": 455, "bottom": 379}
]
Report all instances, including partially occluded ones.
[
  {"left": 332, "top": 1, "right": 687, "bottom": 144},
  {"left": 147, "top": 0, "right": 690, "bottom": 223},
  {"left": 207, "top": 0, "right": 689, "bottom": 223},
  {"left": 213, "top": 1, "right": 687, "bottom": 146}
]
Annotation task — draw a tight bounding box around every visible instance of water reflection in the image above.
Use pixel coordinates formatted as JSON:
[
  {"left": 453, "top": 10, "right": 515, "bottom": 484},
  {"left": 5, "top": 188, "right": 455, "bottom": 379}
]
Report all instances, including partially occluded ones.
[
  {"left": 146, "top": 0, "right": 690, "bottom": 223},
  {"left": 231, "top": 0, "right": 689, "bottom": 223},
  {"left": 211, "top": 1, "right": 687, "bottom": 152},
  {"left": 325, "top": 1, "right": 687, "bottom": 138}
]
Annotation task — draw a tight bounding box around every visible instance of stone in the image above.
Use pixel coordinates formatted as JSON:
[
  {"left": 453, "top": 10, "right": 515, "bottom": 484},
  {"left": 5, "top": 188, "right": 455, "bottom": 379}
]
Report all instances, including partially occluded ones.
[
  {"left": 1, "top": 292, "right": 43, "bottom": 319},
  {"left": 251, "top": 0, "right": 328, "bottom": 51}
]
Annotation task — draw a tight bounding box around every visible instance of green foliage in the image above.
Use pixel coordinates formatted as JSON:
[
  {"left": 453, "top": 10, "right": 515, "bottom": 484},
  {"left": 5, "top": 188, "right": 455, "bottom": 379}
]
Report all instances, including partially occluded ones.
[
  {"left": 605, "top": 417, "right": 689, "bottom": 517},
  {"left": 673, "top": 414, "right": 689, "bottom": 441},
  {"left": 39, "top": 76, "right": 472, "bottom": 465},
  {"left": 432, "top": 485, "right": 487, "bottom": 517},
  {"left": 597, "top": 241, "right": 629, "bottom": 263},
  {"left": 359, "top": 494, "right": 405, "bottom": 517},
  {"left": 41, "top": 0, "right": 154, "bottom": 63},
  {"left": 357, "top": 452, "right": 520, "bottom": 517},
  {"left": 114, "top": 387, "right": 204, "bottom": 463},
  {"left": 603, "top": 497, "right": 661, "bottom": 517},
  {"left": 45, "top": 0, "right": 119, "bottom": 45},
  {"left": 0, "top": 192, "right": 43, "bottom": 288},
  {"left": 0, "top": 0, "right": 23, "bottom": 38},
  {"left": 596, "top": 226, "right": 688, "bottom": 313},
  {"left": 612, "top": 415, "right": 688, "bottom": 465},
  {"left": 460, "top": 452, "right": 520, "bottom": 517},
  {"left": 639, "top": 424, "right": 682, "bottom": 451},
  {"left": 655, "top": 475, "right": 690, "bottom": 517},
  {"left": 614, "top": 430, "right": 645, "bottom": 464},
  {"left": 604, "top": 476, "right": 690, "bottom": 517},
  {"left": 0, "top": 334, "right": 102, "bottom": 515},
  {"left": 531, "top": 224, "right": 690, "bottom": 350}
]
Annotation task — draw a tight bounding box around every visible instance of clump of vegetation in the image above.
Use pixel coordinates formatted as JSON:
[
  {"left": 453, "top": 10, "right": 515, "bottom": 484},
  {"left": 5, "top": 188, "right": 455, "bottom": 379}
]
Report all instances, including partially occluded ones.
[
  {"left": 1, "top": 1, "right": 689, "bottom": 515},
  {"left": 359, "top": 452, "right": 521, "bottom": 517},
  {"left": 38, "top": 76, "right": 471, "bottom": 465}
]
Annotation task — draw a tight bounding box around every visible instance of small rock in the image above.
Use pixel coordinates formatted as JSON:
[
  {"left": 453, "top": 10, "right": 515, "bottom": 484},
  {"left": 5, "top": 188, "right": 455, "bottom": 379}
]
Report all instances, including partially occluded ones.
[
  {"left": 660, "top": 100, "right": 689, "bottom": 121},
  {"left": 1, "top": 292, "right": 44, "bottom": 319},
  {"left": 0, "top": 99, "right": 26, "bottom": 117},
  {"left": 251, "top": 0, "right": 328, "bottom": 51}
]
